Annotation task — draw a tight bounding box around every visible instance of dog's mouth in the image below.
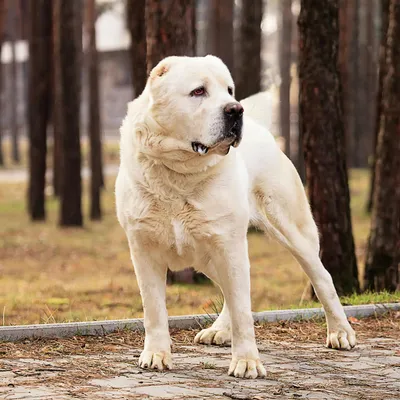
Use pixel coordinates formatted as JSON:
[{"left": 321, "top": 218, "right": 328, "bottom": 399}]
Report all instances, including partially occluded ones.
[
  {"left": 228, "top": 120, "right": 242, "bottom": 140},
  {"left": 191, "top": 122, "right": 242, "bottom": 156},
  {"left": 191, "top": 142, "right": 209, "bottom": 155},
  {"left": 191, "top": 138, "right": 240, "bottom": 156}
]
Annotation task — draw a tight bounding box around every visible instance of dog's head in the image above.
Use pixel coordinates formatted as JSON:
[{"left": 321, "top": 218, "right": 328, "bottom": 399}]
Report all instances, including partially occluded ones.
[{"left": 146, "top": 55, "right": 243, "bottom": 157}]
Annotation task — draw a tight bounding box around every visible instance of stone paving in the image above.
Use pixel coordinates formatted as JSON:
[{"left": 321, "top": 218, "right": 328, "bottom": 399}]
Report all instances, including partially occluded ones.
[{"left": 1, "top": 333, "right": 399, "bottom": 400}]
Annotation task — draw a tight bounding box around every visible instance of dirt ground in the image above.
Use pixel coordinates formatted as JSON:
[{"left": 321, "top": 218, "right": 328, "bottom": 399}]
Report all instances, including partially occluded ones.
[{"left": 0, "top": 314, "right": 399, "bottom": 399}]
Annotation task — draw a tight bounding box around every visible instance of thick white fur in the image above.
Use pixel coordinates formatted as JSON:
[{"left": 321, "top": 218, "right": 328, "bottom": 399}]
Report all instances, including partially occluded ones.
[
  {"left": 115, "top": 55, "right": 356, "bottom": 379},
  {"left": 239, "top": 91, "right": 273, "bottom": 131}
]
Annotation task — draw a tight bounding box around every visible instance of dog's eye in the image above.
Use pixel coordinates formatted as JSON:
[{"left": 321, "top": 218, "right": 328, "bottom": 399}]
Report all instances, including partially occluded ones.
[
  {"left": 228, "top": 87, "right": 233, "bottom": 95},
  {"left": 190, "top": 87, "right": 206, "bottom": 97}
]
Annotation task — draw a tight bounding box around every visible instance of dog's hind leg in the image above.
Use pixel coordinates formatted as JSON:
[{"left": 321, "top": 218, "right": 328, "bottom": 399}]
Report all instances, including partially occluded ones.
[{"left": 254, "top": 157, "right": 356, "bottom": 350}]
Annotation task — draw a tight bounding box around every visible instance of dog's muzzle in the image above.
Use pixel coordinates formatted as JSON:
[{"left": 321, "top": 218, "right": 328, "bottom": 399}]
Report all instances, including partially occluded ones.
[
  {"left": 223, "top": 102, "right": 244, "bottom": 147},
  {"left": 191, "top": 102, "right": 244, "bottom": 155}
]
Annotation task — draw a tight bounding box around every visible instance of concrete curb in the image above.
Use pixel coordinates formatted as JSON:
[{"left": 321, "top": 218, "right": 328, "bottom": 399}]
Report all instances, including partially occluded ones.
[{"left": 0, "top": 303, "right": 399, "bottom": 342}]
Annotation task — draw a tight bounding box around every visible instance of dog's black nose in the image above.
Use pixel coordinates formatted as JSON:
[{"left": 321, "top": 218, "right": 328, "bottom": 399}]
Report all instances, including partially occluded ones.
[{"left": 224, "top": 102, "right": 244, "bottom": 118}]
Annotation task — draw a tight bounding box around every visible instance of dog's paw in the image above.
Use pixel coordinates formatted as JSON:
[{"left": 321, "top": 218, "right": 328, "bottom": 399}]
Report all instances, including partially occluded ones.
[
  {"left": 326, "top": 322, "right": 356, "bottom": 350},
  {"left": 138, "top": 350, "right": 172, "bottom": 371},
  {"left": 194, "top": 328, "right": 231, "bottom": 346},
  {"left": 228, "top": 358, "right": 266, "bottom": 379}
]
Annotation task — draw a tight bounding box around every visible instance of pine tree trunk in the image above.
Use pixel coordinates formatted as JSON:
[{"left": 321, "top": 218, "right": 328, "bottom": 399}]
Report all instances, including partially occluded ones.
[
  {"left": 0, "top": 45, "right": 3, "bottom": 166},
  {"left": 235, "top": 0, "right": 262, "bottom": 101},
  {"left": 298, "top": 0, "right": 360, "bottom": 296},
  {"left": 10, "top": 1, "right": 20, "bottom": 163},
  {"left": 51, "top": 0, "right": 63, "bottom": 198},
  {"left": 86, "top": 0, "right": 103, "bottom": 220},
  {"left": 366, "top": 0, "right": 378, "bottom": 153},
  {"left": 352, "top": 1, "right": 370, "bottom": 168},
  {"left": 59, "top": 0, "right": 83, "bottom": 227},
  {"left": 146, "top": 0, "right": 195, "bottom": 74},
  {"left": 339, "top": 0, "right": 358, "bottom": 167},
  {"left": 297, "top": 114, "right": 306, "bottom": 183},
  {"left": 279, "top": 0, "right": 292, "bottom": 158},
  {"left": 127, "top": 0, "right": 147, "bottom": 97},
  {"left": 364, "top": 0, "right": 400, "bottom": 291},
  {"left": 357, "top": 1, "right": 375, "bottom": 168},
  {"left": 0, "top": 0, "right": 4, "bottom": 166},
  {"left": 366, "top": 0, "right": 390, "bottom": 213},
  {"left": 205, "top": 0, "right": 234, "bottom": 72},
  {"left": 28, "top": 0, "right": 52, "bottom": 221}
]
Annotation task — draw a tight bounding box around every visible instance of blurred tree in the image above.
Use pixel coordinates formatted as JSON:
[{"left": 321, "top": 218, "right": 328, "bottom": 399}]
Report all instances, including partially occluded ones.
[
  {"left": 366, "top": 0, "right": 379, "bottom": 151},
  {"left": 298, "top": 0, "right": 359, "bottom": 296},
  {"left": 0, "top": 0, "right": 5, "bottom": 166},
  {"left": 51, "top": 0, "right": 63, "bottom": 197},
  {"left": 127, "top": 0, "right": 147, "bottom": 97},
  {"left": 28, "top": 0, "right": 52, "bottom": 220},
  {"left": 290, "top": 0, "right": 305, "bottom": 181},
  {"left": 367, "top": 0, "right": 390, "bottom": 213},
  {"left": 59, "top": 0, "right": 83, "bottom": 227},
  {"left": 364, "top": 0, "right": 400, "bottom": 292},
  {"left": 206, "top": 0, "right": 234, "bottom": 72},
  {"left": 235, "top": 0, "right": 262, "bottom": 101},
  {"left": 86, "top": 0, "right": 103, "bottom": 220},
  {"left": 146, "top": 0, "right": 195, "bottom": 74},
  {"left": 297, "top": 114, "right": 306, "bottom": 183},
  {"left": 9, "top": 0, "right": 20, "bottom": 163},
  {"left": 339, "top": 0, "right": 358, "bottom": 166},
  {"left": 279, "top": 0, "right": 292, "bottom": 158},
  {"left": 353, "top": 0, "right": 371, "bottom": 168}
]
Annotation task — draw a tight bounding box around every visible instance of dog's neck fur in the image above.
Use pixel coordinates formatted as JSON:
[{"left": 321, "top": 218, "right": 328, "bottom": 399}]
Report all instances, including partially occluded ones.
[{"left": 120, "top": 89, "right": 230, "bottom": 197}]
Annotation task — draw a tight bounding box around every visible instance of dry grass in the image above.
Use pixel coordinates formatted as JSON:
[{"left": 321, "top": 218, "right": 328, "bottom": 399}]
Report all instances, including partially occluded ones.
[
  {"left": 1, "top": 312, "right": 399, "bottom": 359},
  {"left": 0, "top": 167, "right": 397, "bottom": 326}
]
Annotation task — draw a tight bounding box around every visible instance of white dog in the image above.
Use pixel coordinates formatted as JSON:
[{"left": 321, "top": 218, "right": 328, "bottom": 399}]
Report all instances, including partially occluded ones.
[{"left": 115, "top": 55, "right": 356, "bottom": 379}]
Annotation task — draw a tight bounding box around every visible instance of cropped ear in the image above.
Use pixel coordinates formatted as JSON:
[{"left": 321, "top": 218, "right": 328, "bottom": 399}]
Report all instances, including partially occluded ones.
[
  {"left": 149, "top": 56, "right": 179, "bottom": 81},
  {"left": 150, "top": 62, "right": 169, "bottom": 79}
]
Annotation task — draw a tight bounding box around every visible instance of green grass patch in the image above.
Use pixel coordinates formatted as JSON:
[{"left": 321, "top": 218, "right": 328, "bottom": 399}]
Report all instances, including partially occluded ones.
[{"left": 283, "top": 291, "right": 400, "bottom": 311}]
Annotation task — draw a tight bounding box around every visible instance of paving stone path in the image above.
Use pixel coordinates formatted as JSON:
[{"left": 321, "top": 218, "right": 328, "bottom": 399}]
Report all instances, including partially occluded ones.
[{"left": 1, "top": 333, "right": 399, "bottom": 400}]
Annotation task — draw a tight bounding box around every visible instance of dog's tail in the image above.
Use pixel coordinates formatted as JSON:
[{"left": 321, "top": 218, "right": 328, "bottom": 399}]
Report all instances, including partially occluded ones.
[
  {"left": 239, "top": 90, "right": 275, "bottom": 135},
  {"left": 239, "top": 88, "right": 285, "bottom": 151}
]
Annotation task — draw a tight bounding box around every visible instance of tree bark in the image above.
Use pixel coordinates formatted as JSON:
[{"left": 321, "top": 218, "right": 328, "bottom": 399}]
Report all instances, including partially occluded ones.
[
  {"left": 127, "top": 0, "right": 147, "bottom": 97},
  {"left": 366, "top": 0, "right": 378, "bottom": 152},
  {"left": 339, "top": 0, "right": 358, "bottom": 167},
  {"left": 0, "top": 0, "right": 5, "bottom": 166},
  {"left": 205, "top": 0, "right": 234, "bottom": 72},
  {"left": 28, "top": 0, "right": 52, "bottom": 221},
  {"left": 366, "top": 0, "right": 390, "bottom": 213},
  {"left": 364, "top": 0, "right": 400, "bottom": 292},
  {"left": 10, "top": 0, "right": 20, "bottom": 163},
  {"left": 86, "top": 0, "right": 103, "bottom": 220},
  {"left": 352, "top": 1, "right": 371, "bottom": 168},
  {"left": 146, "top": 0, "right": 195, "bottom": 74},
  {"left": 235, "top": 0, "right": 262, "bottom": 101},
  {"left": 51, "top": 0, "right": 63, "bottom": 197},
  {"left": 298, "top": 0, "right": 360, "bottom": 296},
  {"left": 59, "top": 0, "right": 83, "bottom": 227},
  {"left": 279, "top": 0, "right": 292, "bottom": 158},
  {"left": 297, "top": 112, "right": 306, "bottom": 183}
]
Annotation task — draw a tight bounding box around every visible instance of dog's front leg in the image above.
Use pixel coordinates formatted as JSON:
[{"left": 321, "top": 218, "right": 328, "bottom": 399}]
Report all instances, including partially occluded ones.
[
  {"left": 213, "top": 238, "right": 266, "bottom": 379},
  {"left": 129, "top": 245, "right": 171, "bottom": 371}
]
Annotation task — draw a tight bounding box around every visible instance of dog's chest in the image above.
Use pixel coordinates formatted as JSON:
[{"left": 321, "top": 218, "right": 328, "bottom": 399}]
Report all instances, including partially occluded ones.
[{"left": 132, "top": 193, "right": 218, "bottom": 258}]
